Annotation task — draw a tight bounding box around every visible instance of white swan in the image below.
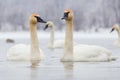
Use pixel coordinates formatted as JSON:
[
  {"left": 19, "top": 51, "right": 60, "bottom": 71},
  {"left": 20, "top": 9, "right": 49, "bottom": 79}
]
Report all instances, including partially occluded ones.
[
  {"left": 111, "top": 24, "right": 120, "bottom": 47},
  {"left": 61, "top": 9, "right": 116, "bottom": 62},
  {"left": 7, "top": 14, "right": 46, "bottom": 61},
  {"left": 44, "top": 21, "right": 76, "bottom": 49}
]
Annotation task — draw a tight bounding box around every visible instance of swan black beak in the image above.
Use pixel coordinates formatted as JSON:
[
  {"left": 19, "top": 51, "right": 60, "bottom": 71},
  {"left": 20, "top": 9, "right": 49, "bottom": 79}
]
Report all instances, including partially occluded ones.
[
  {"left": 110, "top": 28, "right": 114, "bottom": 33},
  {"left": 35, "top": 16, "right": 46, "bottom": 23},
  {"left": 61, "top": 12, "right": 69, "bottom": 20},
  {"left": 44, "top": 24, "right": 48, "bottom": 30}
]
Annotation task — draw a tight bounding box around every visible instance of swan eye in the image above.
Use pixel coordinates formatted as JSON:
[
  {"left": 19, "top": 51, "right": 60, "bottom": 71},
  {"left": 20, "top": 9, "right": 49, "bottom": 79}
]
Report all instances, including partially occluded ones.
[
  {"left": 35, "top": 16, "right": 46, "bottom": 23},
  {"left": 61, "top": 12, "right": 70, "bottom": 19}
]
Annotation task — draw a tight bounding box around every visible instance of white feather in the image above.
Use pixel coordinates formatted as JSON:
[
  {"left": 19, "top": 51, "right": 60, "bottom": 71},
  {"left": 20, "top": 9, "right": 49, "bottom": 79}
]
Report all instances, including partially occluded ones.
[
  {"left": 7, "top": 44, "right": 45, "bottom": 61},
  {"left": 73, "top": 44, "right": 116, "bottom": 62},
  {"left": 61, "top": 9, "right": 116, "bottom": 62},
  {"left": 46, "top": 21, "right": 77, "bottom": 49}
]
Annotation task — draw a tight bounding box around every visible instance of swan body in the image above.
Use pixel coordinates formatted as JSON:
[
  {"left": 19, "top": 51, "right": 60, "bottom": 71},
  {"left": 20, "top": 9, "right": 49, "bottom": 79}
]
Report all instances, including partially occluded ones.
[
  {"left": 44, "top": 21, "right": 77, "bottom": 49},
  {"left": 73, "top": 44, "right": 115, "bottom": 61},
  {"left": 48, "top": 39, "right": 64, "bottom": 48},
  {"left": 47, "top": 39, "right": 77, "bottom": 48},
  {"left": 7, "top": 14, "right": 46, "bottom": 61},
  {"left": 111, "top": 24, "right": 120, "bottom": 47},
  {"left": 61, "top": 9, "right": 116, "bottom": 62},
  {"left": 7, "top": 44, "right": 44, "bottom": 61}
]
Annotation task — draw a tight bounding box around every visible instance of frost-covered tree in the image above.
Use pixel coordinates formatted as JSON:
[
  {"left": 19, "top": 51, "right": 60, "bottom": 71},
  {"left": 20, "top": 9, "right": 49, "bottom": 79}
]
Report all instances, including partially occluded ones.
[{"left": 0, "top": 0, "right": 120, "bottom": 31}]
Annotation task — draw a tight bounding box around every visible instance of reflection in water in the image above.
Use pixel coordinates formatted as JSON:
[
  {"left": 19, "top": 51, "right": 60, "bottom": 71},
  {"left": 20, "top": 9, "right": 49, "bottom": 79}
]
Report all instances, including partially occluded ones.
[
  {"left": 62, "top": 62, "right": 74, "bottom": 79},
  {"left": 30, "top": 67, "right": 39, "bottom": 80},
  {"left": 50, "top": 48, "right": 54, "bottom": 51},
  {"left": 29, "top": 60, "right": 40, "bottom": 80},
  {"left": 31, "top": 60, "right": 40, "bottom": 68}
]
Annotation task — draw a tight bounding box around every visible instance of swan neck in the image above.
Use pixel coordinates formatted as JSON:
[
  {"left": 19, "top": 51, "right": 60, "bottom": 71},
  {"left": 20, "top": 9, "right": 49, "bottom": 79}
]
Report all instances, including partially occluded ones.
[
  {"left": 64, "top": 20, "right": 73, "bottom": 55},
  {"left": 49, "top": 25, "right": 54, "bottom": 47},
  {"left": 116, "top": 28, "right": 120, "bottom": 39},
  {"left": 30, "top": 23, "right": 40, "bottom": 53}
]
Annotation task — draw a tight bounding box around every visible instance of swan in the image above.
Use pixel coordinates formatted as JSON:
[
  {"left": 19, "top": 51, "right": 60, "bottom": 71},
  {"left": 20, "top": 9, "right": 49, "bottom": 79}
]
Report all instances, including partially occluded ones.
[
  {"left": 111, "top": 24, "right": 120, "bottom": 47},
  {"left": 61, "top": 9, "right": 116, "bottom": 62},
  {"left": 44, "top": 21, "right": 77, "bottom": 49},
  {"left": 7, "top": 14, "right": 46, "bottom": 61}
]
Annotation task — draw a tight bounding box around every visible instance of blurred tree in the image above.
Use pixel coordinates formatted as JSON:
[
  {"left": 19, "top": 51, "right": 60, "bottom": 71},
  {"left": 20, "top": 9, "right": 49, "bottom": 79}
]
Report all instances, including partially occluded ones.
[{"left": 0, "top": 0, "right": 120, "bottom": 31}]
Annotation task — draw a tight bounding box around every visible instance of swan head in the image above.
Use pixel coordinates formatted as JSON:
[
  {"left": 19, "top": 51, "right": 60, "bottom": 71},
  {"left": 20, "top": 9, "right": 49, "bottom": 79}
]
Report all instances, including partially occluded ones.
[
  {"left": 29, "top": 13, "right": 46, "bottom": 24},
  {"left": 44, "top": 21, "right": 54, "bottom": 30},
  {"left": 61, "top": 9, "right": 74, "bottom": 21},
  {"left": 111, "top": 24, "right": 120, "bottom": 32}
]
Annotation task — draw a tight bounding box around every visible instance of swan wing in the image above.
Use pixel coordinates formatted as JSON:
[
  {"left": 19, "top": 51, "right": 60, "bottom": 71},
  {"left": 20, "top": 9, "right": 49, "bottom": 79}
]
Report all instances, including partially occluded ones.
[
  {"left": 7, "top": 44, "right": 45, "bottom": 61},
  {"left": 54, "top": 40, "right": 64, "bottom": 48},
  {"left": 7, "top": 44, "right": 30, "bottom": 61},
  {"left": 74, "top": 45, "right": 116, "bottom": 62},
  {"left": 53, "top": 40, "right": 77, "bottom": 48}
]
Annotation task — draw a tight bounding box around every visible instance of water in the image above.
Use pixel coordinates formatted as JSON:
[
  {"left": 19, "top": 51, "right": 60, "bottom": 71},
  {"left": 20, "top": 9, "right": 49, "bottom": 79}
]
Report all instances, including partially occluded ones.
[{"left": 0, "top": 37, "right": 120, "bottom": 80}]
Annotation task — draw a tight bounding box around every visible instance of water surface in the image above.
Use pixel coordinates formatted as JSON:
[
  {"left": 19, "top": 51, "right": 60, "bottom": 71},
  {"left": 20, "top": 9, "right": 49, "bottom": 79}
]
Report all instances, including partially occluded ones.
[{"left": 0, "top": 37, "right": 120, "bottom": 80}]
